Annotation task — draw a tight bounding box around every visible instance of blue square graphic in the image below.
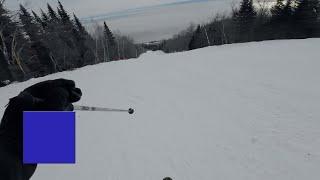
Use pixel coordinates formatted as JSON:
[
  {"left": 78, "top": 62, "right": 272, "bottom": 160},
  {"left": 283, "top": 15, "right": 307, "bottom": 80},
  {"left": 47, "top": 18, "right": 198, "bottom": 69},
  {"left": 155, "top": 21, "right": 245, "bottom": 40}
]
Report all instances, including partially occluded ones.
[{"left": 23, "top": 111, "right": 75, "bottom": 164}]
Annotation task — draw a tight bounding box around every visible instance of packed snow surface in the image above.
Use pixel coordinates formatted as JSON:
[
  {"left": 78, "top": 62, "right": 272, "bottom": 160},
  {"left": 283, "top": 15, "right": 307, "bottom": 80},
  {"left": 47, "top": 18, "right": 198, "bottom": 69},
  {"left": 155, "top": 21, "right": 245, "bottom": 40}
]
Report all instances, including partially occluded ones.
[{"left": 1, "top": 39, "right": 320, "bottom": 180}]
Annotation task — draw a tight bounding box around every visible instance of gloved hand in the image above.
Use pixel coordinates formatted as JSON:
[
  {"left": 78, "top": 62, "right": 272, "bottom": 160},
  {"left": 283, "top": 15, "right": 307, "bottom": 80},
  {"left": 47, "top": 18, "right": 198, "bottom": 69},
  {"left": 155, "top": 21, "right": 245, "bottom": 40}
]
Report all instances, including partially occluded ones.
[
  {"left": 0, "top": 79, "right": 82, "bottom": 180},
  {"left": 22, "top": 78, "right": 82, "bottom": 111}
]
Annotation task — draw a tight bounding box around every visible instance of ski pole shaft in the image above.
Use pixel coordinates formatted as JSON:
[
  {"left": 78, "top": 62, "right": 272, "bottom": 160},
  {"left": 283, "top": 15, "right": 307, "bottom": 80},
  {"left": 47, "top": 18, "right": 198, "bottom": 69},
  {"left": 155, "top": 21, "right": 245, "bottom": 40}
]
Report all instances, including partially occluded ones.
[{"left": 73, "top": 105, "right": 134, "bottom": 114}]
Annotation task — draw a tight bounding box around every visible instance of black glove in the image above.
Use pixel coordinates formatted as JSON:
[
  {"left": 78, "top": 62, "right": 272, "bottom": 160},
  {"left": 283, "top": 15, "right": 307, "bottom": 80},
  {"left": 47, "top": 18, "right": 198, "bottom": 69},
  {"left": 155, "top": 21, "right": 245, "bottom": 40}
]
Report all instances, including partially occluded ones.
[
  {"left": 22, "top": 78, "right": 82, "bottom": 111},
  {"left": 0, "top": 79, "right": 82, "bottom": 180}
]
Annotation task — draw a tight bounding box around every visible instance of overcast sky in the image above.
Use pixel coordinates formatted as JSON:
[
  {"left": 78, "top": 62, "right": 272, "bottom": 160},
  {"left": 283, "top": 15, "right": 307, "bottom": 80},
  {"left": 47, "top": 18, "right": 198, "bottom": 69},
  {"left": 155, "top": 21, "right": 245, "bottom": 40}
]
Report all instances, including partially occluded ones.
[
  {"left": 5, "top": 0, "right": 241, "bottom": 42},
  {"left": 6, "top": 0, "right": 203, "bottom": 17}
]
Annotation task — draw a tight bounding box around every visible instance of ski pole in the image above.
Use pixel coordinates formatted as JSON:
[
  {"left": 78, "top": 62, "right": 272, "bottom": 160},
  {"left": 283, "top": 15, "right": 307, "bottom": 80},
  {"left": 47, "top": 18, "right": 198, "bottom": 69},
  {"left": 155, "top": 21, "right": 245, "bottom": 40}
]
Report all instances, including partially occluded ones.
[{"left": 73, "top": 105, "right": 134, "bottom": 114}]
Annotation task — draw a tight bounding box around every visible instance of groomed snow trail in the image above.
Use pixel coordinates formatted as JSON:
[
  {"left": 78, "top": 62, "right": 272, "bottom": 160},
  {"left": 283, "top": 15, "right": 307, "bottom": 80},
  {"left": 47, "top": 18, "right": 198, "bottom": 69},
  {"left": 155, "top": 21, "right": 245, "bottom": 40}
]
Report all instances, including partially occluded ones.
[{"left": 1, "top": 39, "right": 319, "bottom": 180}]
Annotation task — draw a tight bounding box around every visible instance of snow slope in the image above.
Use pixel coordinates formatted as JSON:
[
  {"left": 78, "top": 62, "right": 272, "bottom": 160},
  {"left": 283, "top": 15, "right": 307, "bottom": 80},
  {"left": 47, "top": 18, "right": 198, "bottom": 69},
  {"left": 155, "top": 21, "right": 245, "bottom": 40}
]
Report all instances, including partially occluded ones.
[{"left": 1, "top": 39, "right": 320, "bottom": 180}]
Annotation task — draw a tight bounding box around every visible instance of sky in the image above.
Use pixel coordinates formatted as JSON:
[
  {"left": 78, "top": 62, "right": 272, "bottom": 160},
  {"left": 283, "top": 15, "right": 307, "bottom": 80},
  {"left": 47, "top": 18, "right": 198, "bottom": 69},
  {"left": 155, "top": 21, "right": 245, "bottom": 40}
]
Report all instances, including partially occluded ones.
[
  {"left": 6, "top": 0, "right": 193, "bottom": 17},
  {"left": 5, "top": 0, "right": 242, "bottom": 42}
]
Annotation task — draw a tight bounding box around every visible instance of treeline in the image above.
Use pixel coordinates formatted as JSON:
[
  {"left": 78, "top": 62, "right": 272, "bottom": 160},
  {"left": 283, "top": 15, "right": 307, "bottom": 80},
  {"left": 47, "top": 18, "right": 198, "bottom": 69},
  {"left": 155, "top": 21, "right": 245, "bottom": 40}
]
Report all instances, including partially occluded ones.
[
  {"left": 0, "top": 0, "right": 145, "bottom": 85},
  {"left": 161, "top": 0, "right": 320, "bottom": 53},
  {"left": 92, "top": 22, "right": 145, "bottom": 62}
]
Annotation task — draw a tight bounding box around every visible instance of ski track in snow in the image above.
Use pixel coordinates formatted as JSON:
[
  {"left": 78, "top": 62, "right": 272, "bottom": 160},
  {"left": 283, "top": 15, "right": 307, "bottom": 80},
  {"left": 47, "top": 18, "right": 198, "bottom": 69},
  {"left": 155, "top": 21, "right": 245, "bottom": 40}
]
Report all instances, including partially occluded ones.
[{"left": 0, "top": 38, "right": 320, "bottom": 180}]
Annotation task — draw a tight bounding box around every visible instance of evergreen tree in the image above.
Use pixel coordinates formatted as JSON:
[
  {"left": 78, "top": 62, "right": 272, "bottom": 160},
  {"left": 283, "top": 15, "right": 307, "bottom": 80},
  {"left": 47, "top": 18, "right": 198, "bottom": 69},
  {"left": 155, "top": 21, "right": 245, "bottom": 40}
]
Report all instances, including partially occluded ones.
[
  {"left": 0, "top": 1, "right": 14, "bottom": 80},
  {"left": 19, "top": 5, "right": 40, "bottom": 41},
  {"left": 56, "top": 1, "right": 76, "bottom": 48},
  {"left": 234, "top": 0, "right": 256, "bottom": 22},
  {"left": 233, "top": 0, "right": 256, "bottom": 42},
  {"left": 188, "top": 25, "right": 207, "bottom": 50},
  {"left": 47, "top": 3, "right": 59, "bottom": 22},
  {"left": 72, "top": 13, "right": 95, "bottom": 65},
  {"left": 73, "top": 14, "right": 86, "bottom": 34},
  {"left": 57, "top": 1, "right": 71, "bottom": 24},
  {"left": 271, "top": 0, "right": 285, "bottom": 19},
  {"left": 31, "top": 41, "right": 57, "bottom": 73},
  {"left": 103, "top": 21, "right": 117, "bottom": 60},
  {"left": 104, "top": 22, "right": 116, "bottom": 46},
  {"left": 32, "top": 10, "right": 45, "bottom": 28},
  {"left": 40, "top": 9, "right": 49, "bottom": 25},
  {"left": 293, "top": 0, "right": 320, "bottom": 37},
  {"left": 20, "top": 5, "right": 57, "bottom": 74},
  {"left": 0, "top": 2, "right": 29, "bottom": 81},
  {"left": 281, "top": 0, "right": 294, "bottom": 19},
  {"left": 268, "top": 0, "right": 295, "bottom": 39}
]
